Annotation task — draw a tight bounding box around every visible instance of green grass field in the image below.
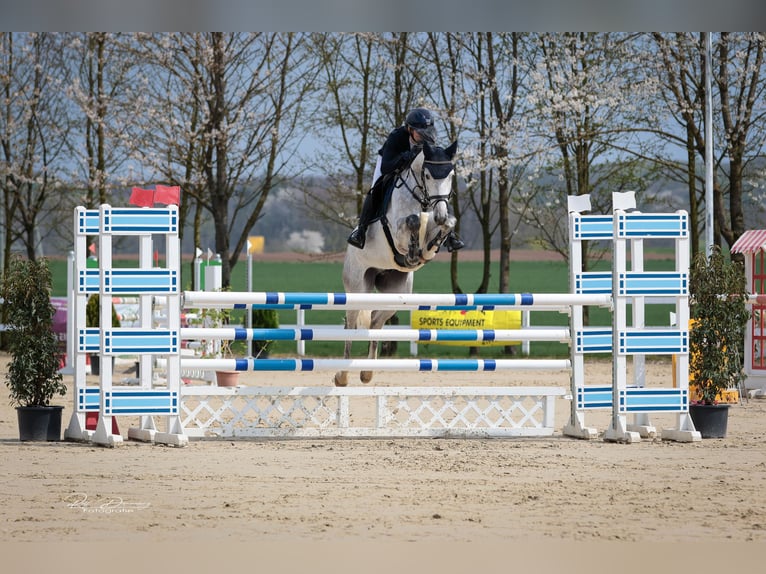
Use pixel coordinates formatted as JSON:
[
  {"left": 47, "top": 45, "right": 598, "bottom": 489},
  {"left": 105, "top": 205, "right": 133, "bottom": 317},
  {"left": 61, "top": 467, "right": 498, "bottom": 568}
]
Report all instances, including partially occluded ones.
[{"left": 49, "top": 254, "right": 678, "bottom": 359}]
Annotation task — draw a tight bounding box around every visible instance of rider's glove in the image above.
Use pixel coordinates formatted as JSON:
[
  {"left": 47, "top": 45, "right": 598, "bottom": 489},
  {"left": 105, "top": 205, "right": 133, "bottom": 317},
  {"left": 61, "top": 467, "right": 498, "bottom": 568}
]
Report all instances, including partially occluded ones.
[{"left": 397, "top": 150, "right": 416, "bottom": 169}]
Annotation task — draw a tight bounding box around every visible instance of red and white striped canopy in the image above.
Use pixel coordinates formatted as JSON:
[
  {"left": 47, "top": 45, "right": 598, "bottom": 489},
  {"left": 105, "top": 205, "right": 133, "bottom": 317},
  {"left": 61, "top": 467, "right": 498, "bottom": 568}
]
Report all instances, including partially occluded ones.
[{"left": 731, "top": 230, "right": 766, "bottom": 254}]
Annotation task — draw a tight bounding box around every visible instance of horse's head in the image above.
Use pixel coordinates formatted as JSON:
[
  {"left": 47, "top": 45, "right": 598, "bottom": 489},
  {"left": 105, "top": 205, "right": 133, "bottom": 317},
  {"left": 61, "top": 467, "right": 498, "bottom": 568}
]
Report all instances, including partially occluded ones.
[{"left": 411, "top": 140, "right": 457, "bottom": 224}]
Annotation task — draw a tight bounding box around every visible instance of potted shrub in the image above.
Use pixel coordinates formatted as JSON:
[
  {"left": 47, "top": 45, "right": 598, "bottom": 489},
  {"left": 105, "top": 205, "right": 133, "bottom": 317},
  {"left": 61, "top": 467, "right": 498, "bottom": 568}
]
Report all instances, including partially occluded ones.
[
  {"left": 251, "top": 308, "right": 279, "bottom": 358},
  {"left": 213, "top": 317, "right": 240, "bottom": 387},
  {"left": 85, "top": 293, "right": 120, "bottom": 375},
  {"left": 193, "top": 294, "right": 240, "bottom": 387},
  {"left": 1, "top": 256, "right": 67, "bottom": 440},
  {"left": 688, "top": 247, "right": 750, "bottom": 438}
]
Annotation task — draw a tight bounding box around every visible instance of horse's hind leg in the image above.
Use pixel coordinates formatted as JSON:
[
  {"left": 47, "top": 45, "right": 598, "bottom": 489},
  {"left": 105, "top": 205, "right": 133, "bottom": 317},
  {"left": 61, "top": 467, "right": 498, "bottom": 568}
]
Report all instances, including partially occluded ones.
[
  {"left": 360, "top": 271, "right": 413, "bottom": 383},
  {"left": 334, "top": 304, "right": 389, "bottom": 385},
  {"left": 333, "top": 337, "right": 352, "bottom": 387},
  {"left": 334, "top": 308, "right": 373, "bottom": 386},
  {"left": 361, "top": 308, "right": 395, "bottom": 384},
  {"left": 333, "top": 310, "right": 359, "bottom": 387},
  {"left": 361, "top": 338, "right": 377, "bottom": 384}
]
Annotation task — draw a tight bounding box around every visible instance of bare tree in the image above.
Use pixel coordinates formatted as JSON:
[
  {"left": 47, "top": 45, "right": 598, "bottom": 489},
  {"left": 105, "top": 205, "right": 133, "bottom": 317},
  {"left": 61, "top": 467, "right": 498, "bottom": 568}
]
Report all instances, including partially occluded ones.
[
  {"left": 471, "top": 33, "right": 531, "bottom": 294},
  {"left": 57, "top": 31, "right": 147, "bottom": 264},
  {"left": 133, "top": 33, "right": 317, "bottom": 286},
  {"left": 301, "top": 33, "right": 393, "bottom": 245},
  {"left": 66, "top": 33, "right": 125, "bottom": 206},
  {"left": 650, "top": 33, "right": 766, "bottom": 258},
  {"left": 0, "top": 33, "right": 70, "bottom": 264},
  {"left": 714, "top": 33, "right": 766, "bottom": 251},
  {"left": 647, "top": 33, "right": 709, "bottom": 257}
]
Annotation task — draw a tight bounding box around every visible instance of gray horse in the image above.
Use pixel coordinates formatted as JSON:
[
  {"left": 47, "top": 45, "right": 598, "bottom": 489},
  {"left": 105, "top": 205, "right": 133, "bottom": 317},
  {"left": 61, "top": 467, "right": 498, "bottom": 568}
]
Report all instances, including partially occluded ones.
[{"left": 334, "top": 140, "right": 458, "bottom": 387}]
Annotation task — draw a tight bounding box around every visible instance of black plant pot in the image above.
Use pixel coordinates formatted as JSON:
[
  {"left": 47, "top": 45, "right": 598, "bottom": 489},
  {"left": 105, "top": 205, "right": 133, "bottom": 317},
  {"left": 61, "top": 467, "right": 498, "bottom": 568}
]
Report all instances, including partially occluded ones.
[
  {"left": 90, "top": 354, "right": 114, "bottom": 376},
  {"left": 16, "top": 405, "right": 64, "bottom": 441},
  {"left": 689, "top": 403, "right": 730, "bottom": 438},
  {"left": 90, "top": 354, "right": 100, "bottom": 375}
]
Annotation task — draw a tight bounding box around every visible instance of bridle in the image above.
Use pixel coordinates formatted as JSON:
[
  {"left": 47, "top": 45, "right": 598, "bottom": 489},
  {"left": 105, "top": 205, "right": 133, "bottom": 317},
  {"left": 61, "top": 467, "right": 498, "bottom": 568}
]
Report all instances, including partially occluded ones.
[{"left": 396, "top": 159, "right": 454, "bottom": 211}]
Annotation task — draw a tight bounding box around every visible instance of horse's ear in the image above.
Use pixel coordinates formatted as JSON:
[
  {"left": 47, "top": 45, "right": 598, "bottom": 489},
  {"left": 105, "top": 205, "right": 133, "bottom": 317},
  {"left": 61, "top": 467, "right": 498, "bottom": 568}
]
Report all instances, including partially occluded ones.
[{"left": 445, "top": 141, "right": 458, "bottom": 159}]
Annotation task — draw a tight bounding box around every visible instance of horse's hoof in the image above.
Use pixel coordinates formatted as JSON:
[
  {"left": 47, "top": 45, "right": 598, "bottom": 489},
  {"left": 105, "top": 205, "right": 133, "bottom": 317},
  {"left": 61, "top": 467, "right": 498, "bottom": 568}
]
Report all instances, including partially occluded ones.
[
  {"left": 360, "top": 371, "right": 373, "bottom": 384},
  {"left": 334, "top": 373, "right": 348, "bottom": 387}
]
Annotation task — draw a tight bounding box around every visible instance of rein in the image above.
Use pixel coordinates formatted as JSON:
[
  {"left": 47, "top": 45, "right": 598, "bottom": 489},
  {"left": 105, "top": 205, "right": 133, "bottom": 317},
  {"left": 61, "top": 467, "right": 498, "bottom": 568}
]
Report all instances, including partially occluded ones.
[
  {"left": 378, "top": 156, "right": 453, "bottom": 269},
  {"left": 380, "top": 214, "right": 420, "bottom": 269}
]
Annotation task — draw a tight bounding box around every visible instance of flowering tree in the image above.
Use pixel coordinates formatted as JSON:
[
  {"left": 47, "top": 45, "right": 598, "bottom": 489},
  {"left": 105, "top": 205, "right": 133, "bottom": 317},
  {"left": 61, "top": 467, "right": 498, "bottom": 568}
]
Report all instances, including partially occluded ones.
[
  {"left": 301, "top": 32, "right": 396, "bottom": 245},
  {"left": 423, "top": 32, "right": 535, "bottom": 294},
  {"left": 523, "top": 33, "right": 656, "bottom": 265}
]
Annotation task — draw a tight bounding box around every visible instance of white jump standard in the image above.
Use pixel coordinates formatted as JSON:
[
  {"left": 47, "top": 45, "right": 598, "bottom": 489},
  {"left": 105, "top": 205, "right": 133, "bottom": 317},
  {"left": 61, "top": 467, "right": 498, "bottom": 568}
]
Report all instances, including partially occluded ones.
[
  {"left": 65, "top": 205, "right": 186, "bottom": 447},
  {"left": 563, "top": 192, "right": 699, "bottom": 442}
]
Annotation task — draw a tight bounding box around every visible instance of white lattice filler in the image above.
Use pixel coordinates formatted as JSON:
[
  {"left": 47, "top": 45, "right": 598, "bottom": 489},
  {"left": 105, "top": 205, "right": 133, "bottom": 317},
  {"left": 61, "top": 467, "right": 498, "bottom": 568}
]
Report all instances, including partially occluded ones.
[{"left": 180, "top": 385, "right": 566, "bottom": 438}]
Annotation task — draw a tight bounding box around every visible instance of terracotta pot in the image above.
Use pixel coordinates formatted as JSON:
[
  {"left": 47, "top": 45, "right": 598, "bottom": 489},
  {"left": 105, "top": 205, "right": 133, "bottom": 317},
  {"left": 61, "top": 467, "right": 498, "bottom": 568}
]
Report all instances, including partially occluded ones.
[{"left": 215, "top": 370, "right": 240, "bottom": 387}]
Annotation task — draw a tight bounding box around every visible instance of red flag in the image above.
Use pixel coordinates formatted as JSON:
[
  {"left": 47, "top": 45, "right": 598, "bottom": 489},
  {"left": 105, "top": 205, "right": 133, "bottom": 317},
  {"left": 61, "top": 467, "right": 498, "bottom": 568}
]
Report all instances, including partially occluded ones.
[
  {"left": 130, "top": 187, "right": 155, "bottom": 207},
  {"left": 154, "top": 184, "right": 180, "bottom": 206}
]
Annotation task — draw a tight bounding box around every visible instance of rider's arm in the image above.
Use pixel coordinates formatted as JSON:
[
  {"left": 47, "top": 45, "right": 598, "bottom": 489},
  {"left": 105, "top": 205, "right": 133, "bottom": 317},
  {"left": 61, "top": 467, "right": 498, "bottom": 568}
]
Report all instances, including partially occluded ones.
[{"left": 379, "top": 127, "right": 414, "bottom": 175}]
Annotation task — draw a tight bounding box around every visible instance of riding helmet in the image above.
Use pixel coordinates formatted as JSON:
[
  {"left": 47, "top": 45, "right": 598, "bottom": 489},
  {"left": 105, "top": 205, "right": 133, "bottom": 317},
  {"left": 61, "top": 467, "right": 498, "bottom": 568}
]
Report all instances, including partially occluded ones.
[{"left": 405, "top": 108, "right": 437, "bottom": 144}]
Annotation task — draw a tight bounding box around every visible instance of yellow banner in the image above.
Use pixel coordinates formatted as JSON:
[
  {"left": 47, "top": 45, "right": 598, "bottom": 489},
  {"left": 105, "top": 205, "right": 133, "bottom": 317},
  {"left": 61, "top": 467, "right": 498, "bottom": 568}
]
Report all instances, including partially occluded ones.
[
  {"left": 410, "top": 310, "right": 522, "bottom": 346},
  {"left": 247, "top": 236, "right": 264, "bottom": 254}
]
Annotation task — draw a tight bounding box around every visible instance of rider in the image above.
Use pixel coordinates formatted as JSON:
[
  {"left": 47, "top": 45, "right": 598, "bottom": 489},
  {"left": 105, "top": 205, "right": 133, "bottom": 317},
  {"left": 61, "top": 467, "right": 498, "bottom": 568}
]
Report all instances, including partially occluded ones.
[{"left": 347, "top": 107, "right": 465, "bottom": 252}]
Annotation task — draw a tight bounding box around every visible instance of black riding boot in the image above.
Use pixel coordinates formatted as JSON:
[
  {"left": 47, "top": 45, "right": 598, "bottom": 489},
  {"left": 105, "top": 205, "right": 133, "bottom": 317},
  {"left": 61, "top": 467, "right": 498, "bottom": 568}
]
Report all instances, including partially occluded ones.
[
  {"left": 348, "top": 192, "right": 376, "bottom": 249},
  {"left": 348, "top": 225, "right": 367, "bottom": 249},
  {"left": 444, "top": 231, "right": 465, "bottom": 252}
]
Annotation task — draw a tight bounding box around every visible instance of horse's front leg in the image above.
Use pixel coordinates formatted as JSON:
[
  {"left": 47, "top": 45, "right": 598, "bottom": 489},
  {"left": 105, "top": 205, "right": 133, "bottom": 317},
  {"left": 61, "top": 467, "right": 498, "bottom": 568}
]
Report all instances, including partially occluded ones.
[
  {"left": 360, "top": 309, "right": 384, "bottom": 384},
  {"left": 423, "top": 214, "right": 456, "bottom": 259},
  {"left": 394, "top": 213, "right": 427, "bottom": 267}
]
